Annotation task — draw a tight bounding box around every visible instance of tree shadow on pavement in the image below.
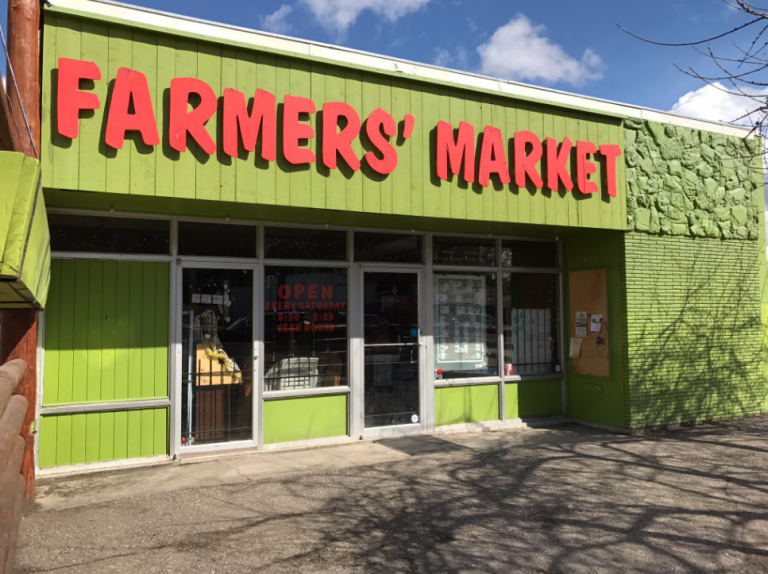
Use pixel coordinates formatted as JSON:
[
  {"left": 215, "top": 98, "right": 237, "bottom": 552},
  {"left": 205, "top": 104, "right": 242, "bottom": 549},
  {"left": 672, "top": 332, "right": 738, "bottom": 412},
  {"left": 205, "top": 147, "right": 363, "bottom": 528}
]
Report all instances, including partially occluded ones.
[{"left": 15, "top": 419, "right": 768, "bottom": 574}]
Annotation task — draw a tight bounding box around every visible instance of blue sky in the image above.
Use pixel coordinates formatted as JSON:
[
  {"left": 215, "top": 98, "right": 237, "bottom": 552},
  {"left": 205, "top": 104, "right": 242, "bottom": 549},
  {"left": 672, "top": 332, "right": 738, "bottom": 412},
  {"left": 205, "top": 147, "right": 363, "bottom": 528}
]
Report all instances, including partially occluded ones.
[{"left": 0, "top": 0, "right": 762, "bottom": 124}]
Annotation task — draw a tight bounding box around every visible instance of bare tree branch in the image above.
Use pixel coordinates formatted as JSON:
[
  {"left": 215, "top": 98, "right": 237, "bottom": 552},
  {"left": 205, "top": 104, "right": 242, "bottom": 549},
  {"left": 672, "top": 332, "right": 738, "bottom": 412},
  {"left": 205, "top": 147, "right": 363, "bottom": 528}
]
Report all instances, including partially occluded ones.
[{"left": 616, "top": 17, "right": 762, "bottom": 47}]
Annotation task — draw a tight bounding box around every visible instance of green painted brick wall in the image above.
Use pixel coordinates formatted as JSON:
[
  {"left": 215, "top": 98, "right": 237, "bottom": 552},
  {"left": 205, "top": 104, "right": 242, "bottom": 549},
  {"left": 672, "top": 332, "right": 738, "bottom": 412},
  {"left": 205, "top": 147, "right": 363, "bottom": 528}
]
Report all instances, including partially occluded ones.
[{"left": 623, "top": 233, "right": 765, "bottom": 428}]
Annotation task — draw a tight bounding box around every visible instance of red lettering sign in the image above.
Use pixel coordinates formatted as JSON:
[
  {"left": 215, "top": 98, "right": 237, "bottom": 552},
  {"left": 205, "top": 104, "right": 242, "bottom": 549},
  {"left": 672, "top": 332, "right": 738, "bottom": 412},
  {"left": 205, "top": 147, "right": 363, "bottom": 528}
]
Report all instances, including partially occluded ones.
[
  {"left": 322, "top": 101, "right": 361, "bottom": 171},
  {"left": 513, "top": 131, "right": 543, "bottom": 189},
  {"left": 546, "top": 136, "right": 574, "bottom": 192},
  {"left": 57, "top": 58, "right": 101, "bottom": 139},
  {"left": 365, "top": 108, "right": 397, "bottom": 175},
  {"left": 54, "top": 60, "right": 623, "bottom": 200},
  {"left": 599, "top": 144, "right": 622, "bottom": 198},
  {"left": 436, "top": 120, "right": 474, "bottom": 183},
  {"left": 169, "top": 77, "right": 217, "bottom": 154},
  {"left": 283, "top": 95, "right": 316, "bottom": 165},
  {"left": 222, "top": 88, "right": 276, "bottom": 160},
  {"left": 105, "top": 68, "right": 159, "bottom": 149},
  {"left": 576, "top": 140, "right": 598, "bottom": 194},
  {"left": 478, "top": 126, "right": 510, "bottom": 187}
]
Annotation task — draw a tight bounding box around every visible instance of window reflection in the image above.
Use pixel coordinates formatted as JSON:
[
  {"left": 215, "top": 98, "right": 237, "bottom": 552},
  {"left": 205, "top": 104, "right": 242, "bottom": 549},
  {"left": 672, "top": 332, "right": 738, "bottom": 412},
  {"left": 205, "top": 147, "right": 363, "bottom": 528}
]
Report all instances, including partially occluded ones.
[
  {"left": 49, "top": 214, "right": 170, "bottom": 254},
  {"left": 501, "top": 240, "right": 558, "bottom": 268},
  {"left": 433, "top": 272, "right": 498, "bottom": 379},
  {"left": 181, "top": 268, "right": 253, "bottom": 446},
  {"left": 265, "top": 227, "right": 347, "bottom": 260},
  {"left": 178, "top": 222, "right": 256, "bottom": 258},
  {"left": 503, "top": 273, "right": 559, "bottom": 375},
  {"left": 355, "top": 232, "right": 423, "bottom": 263},
  {"left": 433, "top": 236, "right": 496, "bottom": 267},
  {"left": 264, "top": 267, "right": 348, "bottom": 390}
]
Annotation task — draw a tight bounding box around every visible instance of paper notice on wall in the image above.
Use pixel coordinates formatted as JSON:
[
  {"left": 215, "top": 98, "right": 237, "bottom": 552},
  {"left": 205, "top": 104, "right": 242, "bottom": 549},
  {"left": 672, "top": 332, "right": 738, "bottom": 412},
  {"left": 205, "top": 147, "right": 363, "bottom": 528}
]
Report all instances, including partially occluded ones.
[
  {"left": 590, "top": 314, "right": 603, "bottom": 334},
  {"left": 575, "top": 311, "right": 588, "bottom": 338},
  {"left": 569, "top": 337, "right": 582, "bottom": 358}
]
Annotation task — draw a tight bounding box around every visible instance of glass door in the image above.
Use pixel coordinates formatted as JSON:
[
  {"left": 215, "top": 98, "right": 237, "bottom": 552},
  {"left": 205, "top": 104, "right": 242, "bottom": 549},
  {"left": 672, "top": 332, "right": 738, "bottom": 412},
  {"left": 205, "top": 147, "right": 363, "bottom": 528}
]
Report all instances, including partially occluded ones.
[
  {"left": 362, "top": 270, "right": 422, "bottom": 429},
  {"left": 180, "top": 266, "right": 255, "bottom": 447}
]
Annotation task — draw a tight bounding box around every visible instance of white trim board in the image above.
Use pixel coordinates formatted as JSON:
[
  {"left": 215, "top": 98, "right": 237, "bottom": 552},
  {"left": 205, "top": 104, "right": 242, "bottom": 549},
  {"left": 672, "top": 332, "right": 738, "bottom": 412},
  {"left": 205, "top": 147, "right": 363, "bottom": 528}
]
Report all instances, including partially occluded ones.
[{"left": 48, "top": 0, "right": 754, "bottom": 139}]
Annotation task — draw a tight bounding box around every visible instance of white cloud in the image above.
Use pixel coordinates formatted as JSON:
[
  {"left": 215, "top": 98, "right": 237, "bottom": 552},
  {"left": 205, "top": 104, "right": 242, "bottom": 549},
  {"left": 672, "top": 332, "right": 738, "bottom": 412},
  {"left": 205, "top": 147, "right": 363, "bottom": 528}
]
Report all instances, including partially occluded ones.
[
  {"left": 467, "top": 17, "right": 477, "bottom": 32},
  {"left": 301, "top": 0, "right": 430, "bottom": 40},
  {"left": 260, "top": 5, "right": 294, "bottom": 35},
  {"left": 434, "top": 48, "right": 452, "bottom": 68},
  {"left": 477, "top": 14, "right": 603, "bottom": 86},
  {"left": 670, "top": 82, "right": 768, "bottom": 126},
  {"left": 433, "top": 47, "right": 468, "bottom": 70}
]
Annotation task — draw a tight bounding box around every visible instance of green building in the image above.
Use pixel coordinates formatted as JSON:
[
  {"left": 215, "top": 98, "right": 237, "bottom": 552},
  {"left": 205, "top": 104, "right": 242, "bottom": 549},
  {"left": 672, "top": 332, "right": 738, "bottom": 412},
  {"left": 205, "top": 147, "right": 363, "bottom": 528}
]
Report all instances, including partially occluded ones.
[{"left": 7, "top": 0, "right": 766, "bottom": 473}]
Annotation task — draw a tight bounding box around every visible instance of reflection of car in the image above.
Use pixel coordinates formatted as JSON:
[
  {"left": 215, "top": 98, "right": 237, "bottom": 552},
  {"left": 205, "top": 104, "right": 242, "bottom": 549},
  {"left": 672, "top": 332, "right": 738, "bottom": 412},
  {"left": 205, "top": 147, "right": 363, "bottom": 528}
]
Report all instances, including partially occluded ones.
[
  {"left": 451, "top": 312, "right": 498, "bottom": 328},
  {"left": 365, "top": 314, "right": 388, "bottom": 326}
]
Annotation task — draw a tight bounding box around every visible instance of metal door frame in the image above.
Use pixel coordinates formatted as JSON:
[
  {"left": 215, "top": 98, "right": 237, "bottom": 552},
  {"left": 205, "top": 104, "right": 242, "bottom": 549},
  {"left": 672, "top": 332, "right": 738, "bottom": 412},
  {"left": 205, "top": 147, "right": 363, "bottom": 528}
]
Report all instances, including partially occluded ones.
[
  {"left": 172, "top": 259, "right": 261, "bottom": 455},
  {"left": 352, "top": 264, "right": 427, "bottom": 439}
]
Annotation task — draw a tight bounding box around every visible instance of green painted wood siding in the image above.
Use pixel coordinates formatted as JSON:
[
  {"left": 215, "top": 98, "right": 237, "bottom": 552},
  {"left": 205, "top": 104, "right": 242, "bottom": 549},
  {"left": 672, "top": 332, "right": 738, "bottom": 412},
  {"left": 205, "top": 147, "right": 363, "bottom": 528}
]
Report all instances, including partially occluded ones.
[
  {"left": 435, "top": 384, "right": 500, "bottom": 426},
  {"left": 41, "top": 13, "right": 626, "bottom": 231},
  {"left": 263, "top": 395, "right": 348, "bottom": 444},
  {"left": 39, "top": 408, "right": 168, "bottom": 467},
  {"left": 43, "top": 259, "right": 170, "bottom": 406},
  {"left": 505, "top": 381, "right": 563, "bottom": 419}
]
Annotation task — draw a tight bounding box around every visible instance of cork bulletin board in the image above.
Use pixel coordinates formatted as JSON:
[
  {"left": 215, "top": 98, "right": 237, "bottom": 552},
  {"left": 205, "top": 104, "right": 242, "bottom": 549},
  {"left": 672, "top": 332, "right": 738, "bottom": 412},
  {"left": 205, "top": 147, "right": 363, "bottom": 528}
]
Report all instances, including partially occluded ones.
[{"left": 569, "top": 269, "right": 610, "bottom": 377}]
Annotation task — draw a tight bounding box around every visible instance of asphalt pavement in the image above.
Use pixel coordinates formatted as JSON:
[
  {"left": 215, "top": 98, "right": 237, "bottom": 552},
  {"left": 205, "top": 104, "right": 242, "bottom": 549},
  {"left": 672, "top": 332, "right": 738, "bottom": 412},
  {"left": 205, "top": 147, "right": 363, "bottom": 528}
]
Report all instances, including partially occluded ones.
[{"left": 15, "top": 417, "right": 768, "bottom": 573}]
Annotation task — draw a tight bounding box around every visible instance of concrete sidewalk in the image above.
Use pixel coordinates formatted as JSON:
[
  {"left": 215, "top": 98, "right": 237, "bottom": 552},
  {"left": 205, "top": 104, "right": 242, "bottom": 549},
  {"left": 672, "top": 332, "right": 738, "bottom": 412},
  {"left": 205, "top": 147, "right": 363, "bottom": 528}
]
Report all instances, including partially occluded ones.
[
  {"left": 32, "top": 424, "right": 584, "bottom": 512},
  {"left": 16, "top": 418, "right": 768, "bottom": 573}
]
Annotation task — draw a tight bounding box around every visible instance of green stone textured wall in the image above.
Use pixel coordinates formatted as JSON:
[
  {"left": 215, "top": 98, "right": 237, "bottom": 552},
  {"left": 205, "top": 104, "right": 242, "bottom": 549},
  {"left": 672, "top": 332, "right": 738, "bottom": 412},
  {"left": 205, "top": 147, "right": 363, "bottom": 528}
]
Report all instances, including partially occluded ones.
[
  {"left": 624, "top": 119, "right": 761, "bottom": 240},
  {"left": 623, "top": 233, "right": 765, "bottom": 428}
]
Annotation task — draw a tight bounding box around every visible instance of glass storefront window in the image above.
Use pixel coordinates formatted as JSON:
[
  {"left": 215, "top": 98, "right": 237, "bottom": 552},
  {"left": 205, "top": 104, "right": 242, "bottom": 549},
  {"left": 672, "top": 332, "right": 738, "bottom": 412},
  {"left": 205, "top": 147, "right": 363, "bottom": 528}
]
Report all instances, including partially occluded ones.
[
  {"left": 503, "top": 273, "right": 559, "bottom": 376},
  {"left": 433, "top": 272, "right": 498, "bottom": 379},
  {"left": 264, "top": 266, "right": 348, "bottom": 390},
  {"left": 178, "top": 222, "right": 257, "bottom": 258},
  {"left": 433, "top": 236, "right": 496, "bottom": 266},
  {"left": 501, "top": 240, "right": 558, "bottom": 268},
  {"left": 363, "top": 272, "right": 420, "bottom": 427},
  {"left": 265, "top": 227, "right": 347, "bottom": 260},
  {"left": 354, "top": 232, "right": 423, "bottom": 263},
  {"left": 181, "top": 268, "right": 253, "bottom": 445},
  {"left": 49, "top": 214, "right": 170, "bottom": 254}
]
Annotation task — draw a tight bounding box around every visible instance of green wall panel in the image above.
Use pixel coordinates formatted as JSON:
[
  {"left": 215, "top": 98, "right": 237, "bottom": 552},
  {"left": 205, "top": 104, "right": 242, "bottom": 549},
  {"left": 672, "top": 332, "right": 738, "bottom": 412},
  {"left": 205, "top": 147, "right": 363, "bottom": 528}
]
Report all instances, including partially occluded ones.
[
  {"left": 505, "top": 381, "right": 563, "bottom": 419},
  {"left": 41, "top": 12, "right": 626, "bottom": 231},
  {"left": 43, "top": 259, "right": 170, "bottom": 406},
  {"left": 435, "top": 384, "right": 500, "bottom": 427},
  {"left": 564, "top": 229, "right": 627, "bottom": 428},
  {"left": 263, "top": 394, "right": 348, "bottom": 444},
  {"left": 39, "top": 407, "right": 168, "bottom": 467}
]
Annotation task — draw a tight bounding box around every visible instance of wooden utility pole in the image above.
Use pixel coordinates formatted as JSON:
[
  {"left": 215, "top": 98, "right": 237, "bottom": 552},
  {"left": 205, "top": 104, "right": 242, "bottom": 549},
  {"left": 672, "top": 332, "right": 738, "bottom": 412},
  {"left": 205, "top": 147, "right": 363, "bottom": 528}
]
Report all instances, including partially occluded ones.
[
  {"left": 1, "top": 0, "right": 42, "bottom": 502},
  {"left": 6, "top": 0, "right": 40, "bottom": 155}
]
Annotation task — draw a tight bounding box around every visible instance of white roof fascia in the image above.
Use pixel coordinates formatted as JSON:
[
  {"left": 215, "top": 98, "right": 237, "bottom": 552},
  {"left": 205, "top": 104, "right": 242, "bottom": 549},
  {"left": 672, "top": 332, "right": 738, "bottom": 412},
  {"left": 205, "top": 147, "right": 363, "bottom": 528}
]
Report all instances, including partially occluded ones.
[{"left": 48, "top": 0, "right": 756, "bottom": 139}]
